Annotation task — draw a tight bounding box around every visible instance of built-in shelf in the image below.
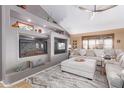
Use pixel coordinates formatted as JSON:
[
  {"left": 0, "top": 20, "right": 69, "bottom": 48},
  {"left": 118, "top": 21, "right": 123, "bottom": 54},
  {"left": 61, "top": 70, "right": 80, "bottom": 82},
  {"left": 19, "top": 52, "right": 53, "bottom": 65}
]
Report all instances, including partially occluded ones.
[
  {"left": 2, "top": 5, "right": 69, "bottom": 85},
  {"left": 11, "top": 28, "right": 49, "bottom": 38},
  {"left": 9, "top": 5, "right": 65, "bottom": 32}
]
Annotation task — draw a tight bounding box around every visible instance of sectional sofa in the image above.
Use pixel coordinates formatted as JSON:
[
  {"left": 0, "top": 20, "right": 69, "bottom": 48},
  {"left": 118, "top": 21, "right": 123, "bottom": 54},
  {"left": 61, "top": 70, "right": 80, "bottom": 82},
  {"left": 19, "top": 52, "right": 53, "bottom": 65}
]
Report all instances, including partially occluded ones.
[{"left": 65, "top": 48, "right": 124, "bottom": 88}]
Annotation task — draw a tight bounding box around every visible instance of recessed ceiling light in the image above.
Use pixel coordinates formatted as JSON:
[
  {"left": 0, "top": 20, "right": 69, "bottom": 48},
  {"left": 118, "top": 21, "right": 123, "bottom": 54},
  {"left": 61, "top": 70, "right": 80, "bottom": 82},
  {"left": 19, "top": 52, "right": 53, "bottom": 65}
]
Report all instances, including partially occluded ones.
[{"left": 27, "top": 19, "right": 31, "bottom": 22}]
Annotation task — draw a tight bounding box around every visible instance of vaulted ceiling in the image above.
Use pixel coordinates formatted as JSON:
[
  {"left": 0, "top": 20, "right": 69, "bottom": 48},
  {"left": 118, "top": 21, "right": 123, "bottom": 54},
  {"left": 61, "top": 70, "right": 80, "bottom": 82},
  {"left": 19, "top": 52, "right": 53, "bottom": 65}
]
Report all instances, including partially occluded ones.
[{"left": 41, "top": 5, "right": 124, "bottom": 34}]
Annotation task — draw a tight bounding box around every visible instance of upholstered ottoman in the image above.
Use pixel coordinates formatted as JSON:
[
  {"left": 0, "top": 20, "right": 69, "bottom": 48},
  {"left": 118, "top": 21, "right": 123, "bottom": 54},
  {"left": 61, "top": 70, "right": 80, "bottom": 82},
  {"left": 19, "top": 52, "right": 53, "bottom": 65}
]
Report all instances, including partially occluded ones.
[{"left": 61, "top": 57, "right": 97, "bottom": 80}]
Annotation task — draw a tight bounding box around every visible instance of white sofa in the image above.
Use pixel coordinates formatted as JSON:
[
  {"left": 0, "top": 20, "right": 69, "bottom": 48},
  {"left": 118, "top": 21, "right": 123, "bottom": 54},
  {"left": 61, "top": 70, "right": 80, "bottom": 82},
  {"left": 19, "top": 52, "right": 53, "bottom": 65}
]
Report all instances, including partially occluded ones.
[
  {"left": 105, "top": 53, "right": 124, "bottom": 88},
  {"left": 69, "top": 48, "right": 124, "bottom": 88},
  {"left": 70, "top": 49, "right": 120, "bottom": 66},
  {"left": 61, "top": 56, "right": 96, "bottom": 80}
]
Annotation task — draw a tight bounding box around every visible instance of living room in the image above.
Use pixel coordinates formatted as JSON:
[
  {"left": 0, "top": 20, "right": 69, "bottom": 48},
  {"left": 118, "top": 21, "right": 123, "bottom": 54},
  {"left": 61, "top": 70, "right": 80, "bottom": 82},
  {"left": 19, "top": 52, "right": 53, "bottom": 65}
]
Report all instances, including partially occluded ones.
[{"left": 0, "top": 4, "right": 124, "bottom": 89}]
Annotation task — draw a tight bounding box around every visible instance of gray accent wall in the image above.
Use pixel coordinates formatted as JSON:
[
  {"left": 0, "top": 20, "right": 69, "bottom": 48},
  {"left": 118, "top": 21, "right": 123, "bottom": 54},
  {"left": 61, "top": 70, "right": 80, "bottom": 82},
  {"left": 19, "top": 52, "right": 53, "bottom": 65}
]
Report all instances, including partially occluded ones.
[
  {"left": 1, "top": 5, "right": 69, "bottom": 84},
  {"left": 0, "top": 5, "right": 2, "bottom": 81},
  {"left": 50, "top": 32, "right": 69, "bottom": 63}
]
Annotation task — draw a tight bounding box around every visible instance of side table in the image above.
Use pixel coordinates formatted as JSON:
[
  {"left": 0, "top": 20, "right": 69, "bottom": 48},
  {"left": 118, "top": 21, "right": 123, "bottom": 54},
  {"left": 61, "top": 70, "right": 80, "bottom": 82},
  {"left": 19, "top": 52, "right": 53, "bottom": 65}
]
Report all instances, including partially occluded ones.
[
  {"left": 101, "top": 58, "right": 116, "bottom": 75},
  {"left": 101, "top": 58, "right": 105, "bottom": 75}
]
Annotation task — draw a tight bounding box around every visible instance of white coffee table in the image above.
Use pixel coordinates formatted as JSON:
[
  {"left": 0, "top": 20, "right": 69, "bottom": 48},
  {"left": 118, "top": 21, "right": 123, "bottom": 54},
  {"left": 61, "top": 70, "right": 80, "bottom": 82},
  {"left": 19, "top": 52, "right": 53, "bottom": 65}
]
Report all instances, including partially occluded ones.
[{"left": 61, "top": 57, "right": 97, "bottom": 80}]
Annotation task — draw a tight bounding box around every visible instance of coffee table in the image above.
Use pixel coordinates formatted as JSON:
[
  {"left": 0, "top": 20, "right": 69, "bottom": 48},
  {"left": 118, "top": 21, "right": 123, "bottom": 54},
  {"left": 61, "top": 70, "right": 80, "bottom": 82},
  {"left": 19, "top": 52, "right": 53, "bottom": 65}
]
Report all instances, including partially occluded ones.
[{"left": 61, "top": 57, "right": 97, "bottom": 80}]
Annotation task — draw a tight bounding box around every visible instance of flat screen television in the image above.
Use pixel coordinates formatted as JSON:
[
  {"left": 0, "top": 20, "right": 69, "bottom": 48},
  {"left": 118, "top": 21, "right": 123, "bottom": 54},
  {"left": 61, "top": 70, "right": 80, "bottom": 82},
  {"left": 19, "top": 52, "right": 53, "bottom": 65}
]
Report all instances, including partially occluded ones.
[
  {"left": 54, "top": 37, "right": 67, "bottom": 54},
  {"left": 19, "top": 35, "right": 47, "bottom": 58}
]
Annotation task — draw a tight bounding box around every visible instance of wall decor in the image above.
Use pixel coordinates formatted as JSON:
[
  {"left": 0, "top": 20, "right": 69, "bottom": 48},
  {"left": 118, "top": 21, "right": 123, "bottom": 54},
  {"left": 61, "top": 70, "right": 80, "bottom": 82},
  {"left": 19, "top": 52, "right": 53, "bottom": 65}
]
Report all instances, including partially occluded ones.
[
  {"left": 12, "top": 21, "right": 34, "bottom": 31},
  {"left": 117, "top": 40, "right": 120, "bottom": 43}
]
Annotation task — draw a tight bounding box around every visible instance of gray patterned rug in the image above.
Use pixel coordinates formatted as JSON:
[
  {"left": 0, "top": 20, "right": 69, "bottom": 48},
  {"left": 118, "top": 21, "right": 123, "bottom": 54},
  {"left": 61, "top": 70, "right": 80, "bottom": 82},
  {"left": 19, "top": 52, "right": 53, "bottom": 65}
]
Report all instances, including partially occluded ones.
[{"left": 27, "top": 64, "right": 108, "bottom": 88}]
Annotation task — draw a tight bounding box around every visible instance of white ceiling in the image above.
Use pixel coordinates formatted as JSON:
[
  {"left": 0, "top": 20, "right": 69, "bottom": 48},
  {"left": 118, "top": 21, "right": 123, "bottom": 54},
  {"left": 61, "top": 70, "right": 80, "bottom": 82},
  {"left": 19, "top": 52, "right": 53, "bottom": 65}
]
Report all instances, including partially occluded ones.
[{"left": 41, "top": 5, "right": 124, "bottom": 34}]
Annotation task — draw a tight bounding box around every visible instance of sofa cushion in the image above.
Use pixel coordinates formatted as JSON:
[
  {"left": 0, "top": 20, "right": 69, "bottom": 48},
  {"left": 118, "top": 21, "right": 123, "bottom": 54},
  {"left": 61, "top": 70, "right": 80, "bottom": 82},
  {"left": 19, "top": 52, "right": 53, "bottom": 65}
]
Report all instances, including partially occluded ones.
[
  {"left": 79, "top": 49, "right": 86, "bottom": 56},
  {"left": 106, "top": 63, "right": 123, "bottom": 88},
  {"left": 115, "top": 49, "right": 123, "bottom": 56},
  {"left": 104, "top": 49, "right": 116, "bottom": 57},
  {"left": 116, "top": 52, "right": 124, "bottom": 62},
  {"left": 118, "top": 70, "right": 124, "bottom": 81},
  {"left": 120, "top": 55, "right": 124, "bottom": 68},
  {"left": 71, "top": 49, "right": 80, "bottom": 55},
  {"left": 86, "top": 50, "right": 95, "bottom": 57},
  {"left": 94, "top": 49, "right": 104, "bottom": 57}
]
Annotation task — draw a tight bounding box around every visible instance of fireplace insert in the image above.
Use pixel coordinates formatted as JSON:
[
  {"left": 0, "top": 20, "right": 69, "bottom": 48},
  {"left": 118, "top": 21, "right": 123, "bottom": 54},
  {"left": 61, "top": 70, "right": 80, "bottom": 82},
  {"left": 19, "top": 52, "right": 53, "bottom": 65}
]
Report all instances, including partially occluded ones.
[{"left": 19, "top": 35, "right": 47, "bottom": 58}]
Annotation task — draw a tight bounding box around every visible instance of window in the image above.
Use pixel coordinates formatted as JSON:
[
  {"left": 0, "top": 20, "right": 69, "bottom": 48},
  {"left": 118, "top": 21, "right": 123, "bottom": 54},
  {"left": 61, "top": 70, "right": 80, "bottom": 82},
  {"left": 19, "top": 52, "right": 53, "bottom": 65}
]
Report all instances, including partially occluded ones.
[
  {"left": 83, "top": 40, "right": 88, "bottom": 49},
  {"left": 89, "top": 39, "right": 96, "bottom": 49},
  {"left": 82, "top": 34, "right": 114, "bottom": 49},
  {"left": 104, "top": 38, "right": 113, "bottom": 49}
]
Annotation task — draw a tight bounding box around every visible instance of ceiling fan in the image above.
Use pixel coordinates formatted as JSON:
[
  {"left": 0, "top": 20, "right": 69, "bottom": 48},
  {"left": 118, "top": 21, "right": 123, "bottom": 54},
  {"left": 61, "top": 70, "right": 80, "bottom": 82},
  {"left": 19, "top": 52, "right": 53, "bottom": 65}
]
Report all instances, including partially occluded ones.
[{"left": 78, "top": 5, "right": 117, "bottom": 20}]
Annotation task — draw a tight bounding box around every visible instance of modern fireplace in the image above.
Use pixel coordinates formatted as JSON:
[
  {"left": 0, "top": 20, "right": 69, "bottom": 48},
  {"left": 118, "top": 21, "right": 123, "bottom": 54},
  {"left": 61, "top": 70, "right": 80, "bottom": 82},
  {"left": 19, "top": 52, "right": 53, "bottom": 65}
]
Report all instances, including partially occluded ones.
[
  {"left": 54, "top": 37, "right": 67, "bottom": 54},
  {"left": 19, "top": 35, "right": 47, "bottom": 58}
]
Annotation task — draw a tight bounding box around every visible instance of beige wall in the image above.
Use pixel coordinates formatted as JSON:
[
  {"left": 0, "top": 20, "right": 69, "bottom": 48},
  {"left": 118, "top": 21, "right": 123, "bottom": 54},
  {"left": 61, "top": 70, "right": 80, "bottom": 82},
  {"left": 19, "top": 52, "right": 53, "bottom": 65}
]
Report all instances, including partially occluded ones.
[{"left": 70, "top": 28, "right": 124, "bottom": 50}]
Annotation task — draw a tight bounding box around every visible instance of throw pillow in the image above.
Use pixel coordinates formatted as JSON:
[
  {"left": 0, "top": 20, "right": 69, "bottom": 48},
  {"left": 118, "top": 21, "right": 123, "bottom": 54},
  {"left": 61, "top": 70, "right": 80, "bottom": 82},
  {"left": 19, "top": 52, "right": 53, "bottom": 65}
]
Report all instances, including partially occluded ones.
[
  {"left": 86, "top": 49, "right": 95, "bottom": 57},
  {"left": 115, "top": 49, "right": 123, "bottom": 56},
  {"left": 104, "top": 49, "right": 116, "bottom": 57},
  {"left": 94, "top": 49, "right": 104, "bottom": 57},
  {"left": 118, "top": 69, "right": 124, "bottom": 88},
  {"left": 120, "top": 55, "right": 124, "bottom": 68},
  {"left": 71, "top": 49, "right": 80, "bottom": 55},
  {"left": 116, "top": 52, "right": 124, "bottom": 62},
  {"left": 120, "top": 70, "right": 124, "bottom": 80},
  {"left": 79, "top": 49, "right": 86, "bottom": 56}
]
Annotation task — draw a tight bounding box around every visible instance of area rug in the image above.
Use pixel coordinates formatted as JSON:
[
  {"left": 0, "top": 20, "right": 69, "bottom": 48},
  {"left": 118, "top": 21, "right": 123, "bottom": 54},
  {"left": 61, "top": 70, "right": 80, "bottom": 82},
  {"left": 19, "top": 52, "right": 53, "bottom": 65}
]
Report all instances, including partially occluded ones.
[{"left": 27, "top": 64, "right": 108, "bottom": 88}]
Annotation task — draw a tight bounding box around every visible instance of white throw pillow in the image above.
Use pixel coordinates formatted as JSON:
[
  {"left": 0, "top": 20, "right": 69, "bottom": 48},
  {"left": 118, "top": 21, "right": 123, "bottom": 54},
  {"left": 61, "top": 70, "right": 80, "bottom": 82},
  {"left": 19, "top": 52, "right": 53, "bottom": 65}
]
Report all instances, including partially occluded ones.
[
  {"left": 79, "top": 49, "right": 86, "bottom": 56},
  {"left": 104, "top": 49, "right": 116, "bottom": 57},
  {"left": 120, "top": 70, "right": 124, "bottom": 79},
  {"left": 115, "top": 49, "right": 123, "bottom": 56},
  {"left": 116, "top": 52, "right": 124, "bottom": 62},
  {"left": 118, "top": 69, "right": 124, "bottom": 87},
  {"left": 120, "top": 55, "right": 124, "bottom": 68},
  {"left": 94, "top": 49, "right": 104, "bottom": 57},
  {"left": 86, "top": 50, "right": 95, "bottom": 57}
]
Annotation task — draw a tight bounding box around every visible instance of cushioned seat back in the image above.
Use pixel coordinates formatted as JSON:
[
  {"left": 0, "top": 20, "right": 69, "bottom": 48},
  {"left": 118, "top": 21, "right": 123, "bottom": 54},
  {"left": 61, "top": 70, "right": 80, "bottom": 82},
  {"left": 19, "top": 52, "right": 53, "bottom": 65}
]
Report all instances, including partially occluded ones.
[
  {"left": 86, "top": 49, "right": 95, "bottom": 57},
  {"left": 94, "top": 49, "right": 104, "bottom": 57},
  {"left": 104, "top": 49, "right": 116, "bottom": 57}
]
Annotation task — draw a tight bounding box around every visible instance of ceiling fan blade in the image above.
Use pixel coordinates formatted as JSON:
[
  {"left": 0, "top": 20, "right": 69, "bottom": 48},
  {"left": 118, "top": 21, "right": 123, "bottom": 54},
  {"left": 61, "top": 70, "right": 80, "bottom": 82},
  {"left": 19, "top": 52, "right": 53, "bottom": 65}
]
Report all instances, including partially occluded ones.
[
  {"left": 78, "top": 6, "right": 92, "bottom": 12},
  {"left": 95, "top": 5, "right": 117, "bottom": 12},
  {"left": 94, "top": 5, "right": 96, "bottom": 12}
]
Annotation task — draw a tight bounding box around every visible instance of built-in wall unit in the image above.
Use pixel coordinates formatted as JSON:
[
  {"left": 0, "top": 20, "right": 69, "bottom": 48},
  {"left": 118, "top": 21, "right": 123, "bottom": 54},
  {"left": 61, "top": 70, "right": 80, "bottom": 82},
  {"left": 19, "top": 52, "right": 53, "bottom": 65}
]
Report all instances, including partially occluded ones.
[
  {"left": 0, "top": 6, "right": 2, "bottom": 81},
  {"left": 1, "top": 5, "right": 69, "bottom": 84}
]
